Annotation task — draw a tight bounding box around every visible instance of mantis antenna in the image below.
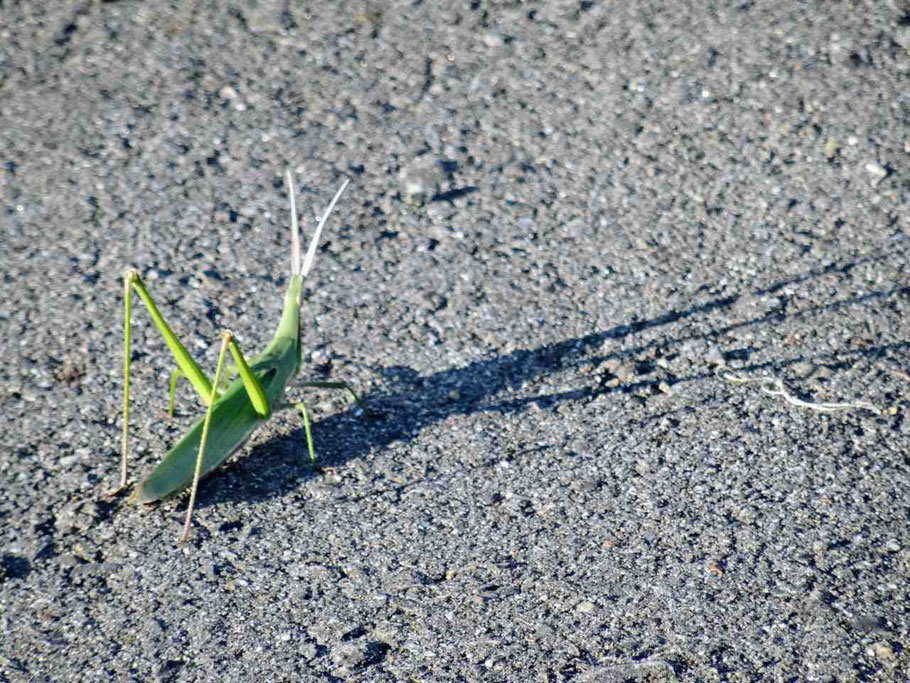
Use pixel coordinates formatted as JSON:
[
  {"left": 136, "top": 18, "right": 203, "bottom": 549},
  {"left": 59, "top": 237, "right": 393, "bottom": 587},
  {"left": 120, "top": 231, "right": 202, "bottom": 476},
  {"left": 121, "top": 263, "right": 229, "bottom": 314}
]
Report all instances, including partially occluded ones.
[
  {"left": 285, "top": 170, "right": 301, "bottom": 277},
  {"left": 301, "top": 178, "right": 350, "bottom": 278}
]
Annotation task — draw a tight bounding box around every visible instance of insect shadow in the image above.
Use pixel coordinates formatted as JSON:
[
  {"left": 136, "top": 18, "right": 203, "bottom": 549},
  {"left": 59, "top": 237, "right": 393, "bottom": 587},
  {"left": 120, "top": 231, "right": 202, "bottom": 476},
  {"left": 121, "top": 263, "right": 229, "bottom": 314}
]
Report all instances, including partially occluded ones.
[{"left": 200, "top": 248, "right": 906, "bottom": 511}]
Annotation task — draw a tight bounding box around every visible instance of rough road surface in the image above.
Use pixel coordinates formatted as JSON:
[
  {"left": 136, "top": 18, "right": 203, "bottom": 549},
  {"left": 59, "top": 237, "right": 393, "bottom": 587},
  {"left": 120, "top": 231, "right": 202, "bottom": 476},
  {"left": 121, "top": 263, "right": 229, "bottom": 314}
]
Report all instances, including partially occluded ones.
[{"left": 1, "top": 1, "right": 908, "bottom": 680}]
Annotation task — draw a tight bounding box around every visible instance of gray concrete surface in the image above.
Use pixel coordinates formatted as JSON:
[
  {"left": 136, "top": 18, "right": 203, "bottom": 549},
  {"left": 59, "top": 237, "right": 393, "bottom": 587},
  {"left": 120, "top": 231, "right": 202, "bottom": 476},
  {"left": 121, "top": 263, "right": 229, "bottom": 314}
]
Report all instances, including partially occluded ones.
[{"left": 1, "top": 1, "right": 909, "bottom": 680}]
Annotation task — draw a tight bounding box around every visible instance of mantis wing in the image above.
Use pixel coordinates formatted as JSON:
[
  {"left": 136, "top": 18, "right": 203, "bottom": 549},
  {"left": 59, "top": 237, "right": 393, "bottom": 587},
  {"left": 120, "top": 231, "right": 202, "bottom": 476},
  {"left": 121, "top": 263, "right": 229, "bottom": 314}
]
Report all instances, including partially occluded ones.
[{"left": 131, "top": 374, "right": 270, "bottom": 503}]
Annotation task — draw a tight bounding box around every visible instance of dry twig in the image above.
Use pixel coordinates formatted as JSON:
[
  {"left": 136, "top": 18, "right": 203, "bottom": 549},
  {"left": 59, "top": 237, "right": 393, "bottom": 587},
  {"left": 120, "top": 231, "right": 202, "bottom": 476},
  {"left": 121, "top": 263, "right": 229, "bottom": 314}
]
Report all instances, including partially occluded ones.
[{"left": 724, "top": 373, "right": 882, "bottom": 413}]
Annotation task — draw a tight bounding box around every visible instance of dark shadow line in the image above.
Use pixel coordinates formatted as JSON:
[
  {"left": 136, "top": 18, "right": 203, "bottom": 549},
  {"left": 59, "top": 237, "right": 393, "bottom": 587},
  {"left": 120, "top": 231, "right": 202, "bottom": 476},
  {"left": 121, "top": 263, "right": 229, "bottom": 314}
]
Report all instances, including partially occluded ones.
[
  {"left": 432, "top": 186, "right": 478, "bottom": 203},
  {"left": 580, "top": 285, "right": 910, "bottom": 371},
  {"left": 480, "top": 340, "right": 909, "bottom": 417}
]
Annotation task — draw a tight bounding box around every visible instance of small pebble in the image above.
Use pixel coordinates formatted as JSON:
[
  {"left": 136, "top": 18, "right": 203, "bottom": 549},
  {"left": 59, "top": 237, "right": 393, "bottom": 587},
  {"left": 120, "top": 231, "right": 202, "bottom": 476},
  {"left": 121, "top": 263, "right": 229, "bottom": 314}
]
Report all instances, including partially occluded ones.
[
  {"left": 867, "top": 641, "right": 895, "bottom": 661},
  {"left": 895, "top": 26, "right": 910, "bottom": 49},
  {"left": 614, "top": 363, "right": 633, "bottom": 382},
  {"left": 865, "top": 162, "right": 888, "bottom": 186},
  {"left": 706, "top": 348, "right": 726, "bottom": 368}
]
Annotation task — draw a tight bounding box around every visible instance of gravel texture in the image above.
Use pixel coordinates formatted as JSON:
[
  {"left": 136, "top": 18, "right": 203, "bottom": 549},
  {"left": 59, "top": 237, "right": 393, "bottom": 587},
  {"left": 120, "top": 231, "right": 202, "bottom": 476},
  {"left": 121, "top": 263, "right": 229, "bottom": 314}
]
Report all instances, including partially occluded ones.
[{"left": 2, "top": 1, "right": 909, "bottom": 681}]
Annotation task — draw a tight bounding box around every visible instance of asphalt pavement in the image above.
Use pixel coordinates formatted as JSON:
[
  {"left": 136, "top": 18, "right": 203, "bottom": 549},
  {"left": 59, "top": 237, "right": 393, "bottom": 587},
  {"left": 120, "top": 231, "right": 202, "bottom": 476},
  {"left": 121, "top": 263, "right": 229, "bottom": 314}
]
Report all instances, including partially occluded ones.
[{"left": 1, "top": 1, "right": 908, "bottom": 680}]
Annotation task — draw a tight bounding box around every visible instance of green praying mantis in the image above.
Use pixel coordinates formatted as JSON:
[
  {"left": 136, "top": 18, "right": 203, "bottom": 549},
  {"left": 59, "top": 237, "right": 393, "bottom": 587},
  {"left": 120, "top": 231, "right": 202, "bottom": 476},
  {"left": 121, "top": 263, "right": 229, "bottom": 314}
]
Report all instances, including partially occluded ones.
[{"left": 109, "top": 171, "right": 366, "bottom": 542}]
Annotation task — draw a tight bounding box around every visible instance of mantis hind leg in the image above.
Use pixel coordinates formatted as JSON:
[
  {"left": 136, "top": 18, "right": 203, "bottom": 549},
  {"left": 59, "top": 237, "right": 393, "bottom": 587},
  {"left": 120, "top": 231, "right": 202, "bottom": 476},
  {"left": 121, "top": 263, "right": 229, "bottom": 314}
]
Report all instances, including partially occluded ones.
[
  {"left": 167, "top": 369, "right": 182, "bottom": 417},
  {"left": 294, "top": 401, "right": 316, "bottom": 463},
  {"left": 275, "top": 400, "right": 317, "bottom": 462},
  {"left": 180, "top": 332, "right": 270, "bottom": 542},
  {"left": 108, "top": 270, "right": 217, "bottom": 497},
  {"left": 273, "top": 379, "right": 372, "bottom": 466},
  {"left": 180, "top": 332, "right": 232, "bottom": 543},
  {"left": 106, "top": 273, "right": 135, "bottom": 496},
  {"left": 279, "top": 380, "right": 369, "bottom": 466}
]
